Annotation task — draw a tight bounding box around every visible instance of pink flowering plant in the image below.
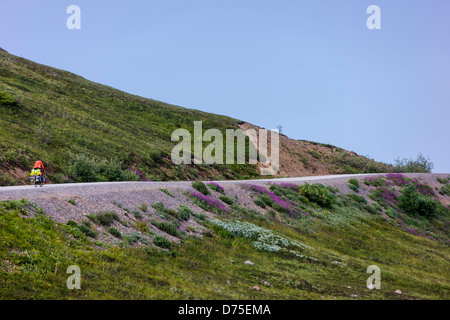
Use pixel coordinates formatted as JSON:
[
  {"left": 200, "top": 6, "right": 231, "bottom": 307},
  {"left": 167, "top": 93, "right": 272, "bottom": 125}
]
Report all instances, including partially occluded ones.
[
  {"left": 191, "top": 191, "right": 231, "bottom": 215},
  {"left": 245, "top": 183, "right": 310, "bottom": 219},
  {"left": 366, "top": 174, "right": 448, "bottom": 243},
  {"left": 207, "top": 182, "right": 225, "bottom": 194}
]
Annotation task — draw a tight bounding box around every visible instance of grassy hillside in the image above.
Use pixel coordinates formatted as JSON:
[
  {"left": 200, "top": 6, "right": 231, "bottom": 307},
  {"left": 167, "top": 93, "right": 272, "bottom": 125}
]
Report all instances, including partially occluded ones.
[
  {"left": 0, "top": 50, "right": 258, "bottom": 184},
  {"left": 0, "top": 174, "right": 449, "bottom": 299},
  {"left": 0, "top": 50, "right": 399, "bottom": 185}
]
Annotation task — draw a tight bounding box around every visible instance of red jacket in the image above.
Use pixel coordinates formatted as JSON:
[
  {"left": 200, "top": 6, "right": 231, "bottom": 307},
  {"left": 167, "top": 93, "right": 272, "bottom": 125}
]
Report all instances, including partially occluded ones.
[{"left": 33, "top": 160, "right": 45, "bottom": 172}]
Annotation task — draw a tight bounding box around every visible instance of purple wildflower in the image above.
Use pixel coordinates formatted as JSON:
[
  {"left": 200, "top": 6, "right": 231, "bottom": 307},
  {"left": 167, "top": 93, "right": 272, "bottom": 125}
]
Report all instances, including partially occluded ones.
[{"left": 191, "top": 192, "right": 231, "bottom": 214}]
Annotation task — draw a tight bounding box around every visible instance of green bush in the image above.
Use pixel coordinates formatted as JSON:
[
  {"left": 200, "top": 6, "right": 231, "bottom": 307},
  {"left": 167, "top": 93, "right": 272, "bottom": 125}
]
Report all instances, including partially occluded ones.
[
  {"left": 219, "top": 195, "right": 234, "bottom": 205},
  {"left": 97, "top": 158, "right": 125, "bottom": 181},
  {"left": 67, "top": 199, "right": 76, "bottom": 205},
  {"left": 135, "top": 221, "right": 148, "bottom": 232},
  {"left": 348, "top": 184, "right": 359, "bottom": 193},
  {"left": 152, "top": 220, "right": 180, "bottom": 237},
  {"left": 398, "top": 185, "right": 438, "bottom": 218},
  {"left": 394, "top": 153, "right": 434, "bottom": 173},
  {"left": 349, "top": 178, "right": 360, "bottom": 188},
  {"left": 0, "top": 172, "right": 16, "bottom": 186},
  {"left": 87, "top": 211, "right": 120, "bottom": 226},
  {"left": 308, "top": 150, "right": 321, "bottom": 159},
  {"left": 123, "top": 170, "right": 141, "bottom": 181},
  {"left": 79, "top": 225, "right": 97, "bottom": 238},
  {"left": 439, "top": 184, "right": 450, "bottom": 196},
  {"left": 347, "top": 193, "right": 367, "bottom": 204},
  {"left": 139, "top": 203, "right": 148, "bottom": 212},
  {"left": 178, "top": 205, "right": 193, "bottom": 221},
  {"left": 69, "top": 154, "right": 98, "bottom": 182},
  {"left": 192, "top": 181, "right": 210, "bottom": 195},
  {"left": 153, "top": 235, "right": 172, "bottom": 249},
  {"left": 160, "top": 188, "right": 175, "bottom": 197},
  {"left": 67, "top": 220, "right": 97, "bottom": 238},
  {"left": 133, "top": 210, "right": 143, "bottom": 219},
  {"left": 259, "top": 194, "right": 274, "bottom": 207},
  {"left": 298, "top": 183, "right": 334, "bottom": 208},
  {"left": 0, "top": 91, "right": 18, "bottom": 106},
  {"left": 121, "top": 232, "right": 147, "bottom": 247},
  {"left": 108, "top": 227, "right": 122, "bottom": 238},
  {"left": 254, "top": 198, "right": 266, "bottom": 208}
]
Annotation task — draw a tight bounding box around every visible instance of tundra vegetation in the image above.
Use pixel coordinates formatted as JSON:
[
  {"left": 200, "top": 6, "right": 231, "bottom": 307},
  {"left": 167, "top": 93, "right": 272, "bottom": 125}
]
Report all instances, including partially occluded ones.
[{"left": 0, "top": 176, "right": 448, "bottom": 299}]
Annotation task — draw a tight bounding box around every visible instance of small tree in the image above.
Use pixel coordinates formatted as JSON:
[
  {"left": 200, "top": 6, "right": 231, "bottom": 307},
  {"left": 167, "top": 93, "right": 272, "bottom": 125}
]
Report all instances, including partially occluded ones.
[{"left": 394, "top": 153, "right": 434, "bottom": 173}]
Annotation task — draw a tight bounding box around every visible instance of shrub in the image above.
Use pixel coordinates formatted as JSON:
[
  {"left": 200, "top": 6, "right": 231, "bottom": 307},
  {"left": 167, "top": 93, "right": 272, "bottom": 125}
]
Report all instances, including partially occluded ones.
[
  {"left": 0, "top": 91, "right": 18, "bottom": 106},
  {"left": 192, "top": 181, "right": 210, "bottom": 195},
  {"left": 219, "top": 195, "right": 234, "bottom": 205},
  {"left": 133, "top": 210, "right": 143, "bottom": 219},
  {"left": 207, "top": 182, "right": 225, "bottom": 194},
  {"left": 348, "top": 184, "right": 359, "bottom": 193},
  {"left": 369, "top": 187, "right": 398, "bottom": 209},
  {"left": 254, "top": 198, "right": 266, "bottom": 208},
  {"left": 79, "top": 224, "right": 97, "bottom": 238},
  {"left": 152, "top": 220, "right": 180, "bottom": 237},
  {"left": 87, "top": 211, "right": 120, "bottom": 226},
  {"left": 178, "top": 205, "right": 193, "bottom": 221},
  {"left": 298, "top": 184, "right": 334, "bottom": 208},
  {"left": 192, "top": 212, "right": 206, "bottom": 221},
  {"left": 0, "top": 172, "right": 16, "bottom": 186},
  {"left": 160, "top": 188, "right": 175, "bottom": 197},
  {"left": 139, "top": 203, "right": 148, "bottom": 212},
  {"left": 436, "top": 177, "right": 449, "bottom": 185},
  {"left": 363, "top": 204, "right": 379, "bottom": 215},
  {"left": 210, "top": 220, "right": 292, "bottom": 253},
  {"left": 259, "top": 194, "right": 274, "bottom": 207},
  {"left": 97, "top": 158, "right": 125, "bottom": 181},
  {"left": 439, "top": 184, "right": 450, "bottom": 196},
  {"left": 67, "top": 199, "right": 76, "bottom": 205},
  {"left": 272, "top": 202, "right": 290, "bottom": 213},
  {"left": 67, "top": 220, "right": 97, "bottom": 238},
  {"left": 398, "top": 185, "right": 438, "bottom": 218},
  {"left": 191, "top": 192, "right": 231, "bottom": 214},
  {"left": 123, "top": 169, "right": 141, "bottom": 181},
  {"left": 121, "top": 232, "right": 147, "bottom": 247},
  {"left": 347, "top": 193, "right": 367, "bottom": 204},
  {"left": 349, "top": 178, "right": 360, "bottom": 188},
  {"left": 151, "top": 202, "right": 180, "bottom": 221},
  {"left": 393, "top": 153, "right": 434, "bottom": 173},
  {"left": 108, "top": 227, "right": 122, "bottom": 238},
  {"left": 153, "top": 235, "right": 172, "bottom": 249},
  {"left": 69, "top": 153, "right": 98, "bottom": 182},
  {"left": 135, "top": 221, "right": 148, "bottom": 232},
  {"left": 308, "top": 150, "right": 321, "bottom": 159}
]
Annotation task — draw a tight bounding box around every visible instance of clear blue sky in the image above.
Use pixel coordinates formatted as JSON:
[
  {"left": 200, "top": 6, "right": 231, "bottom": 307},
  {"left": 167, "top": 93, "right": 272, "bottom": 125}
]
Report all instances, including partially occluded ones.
[{"left": 1, "top": 0, "right": 449, "bottom": 172}]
